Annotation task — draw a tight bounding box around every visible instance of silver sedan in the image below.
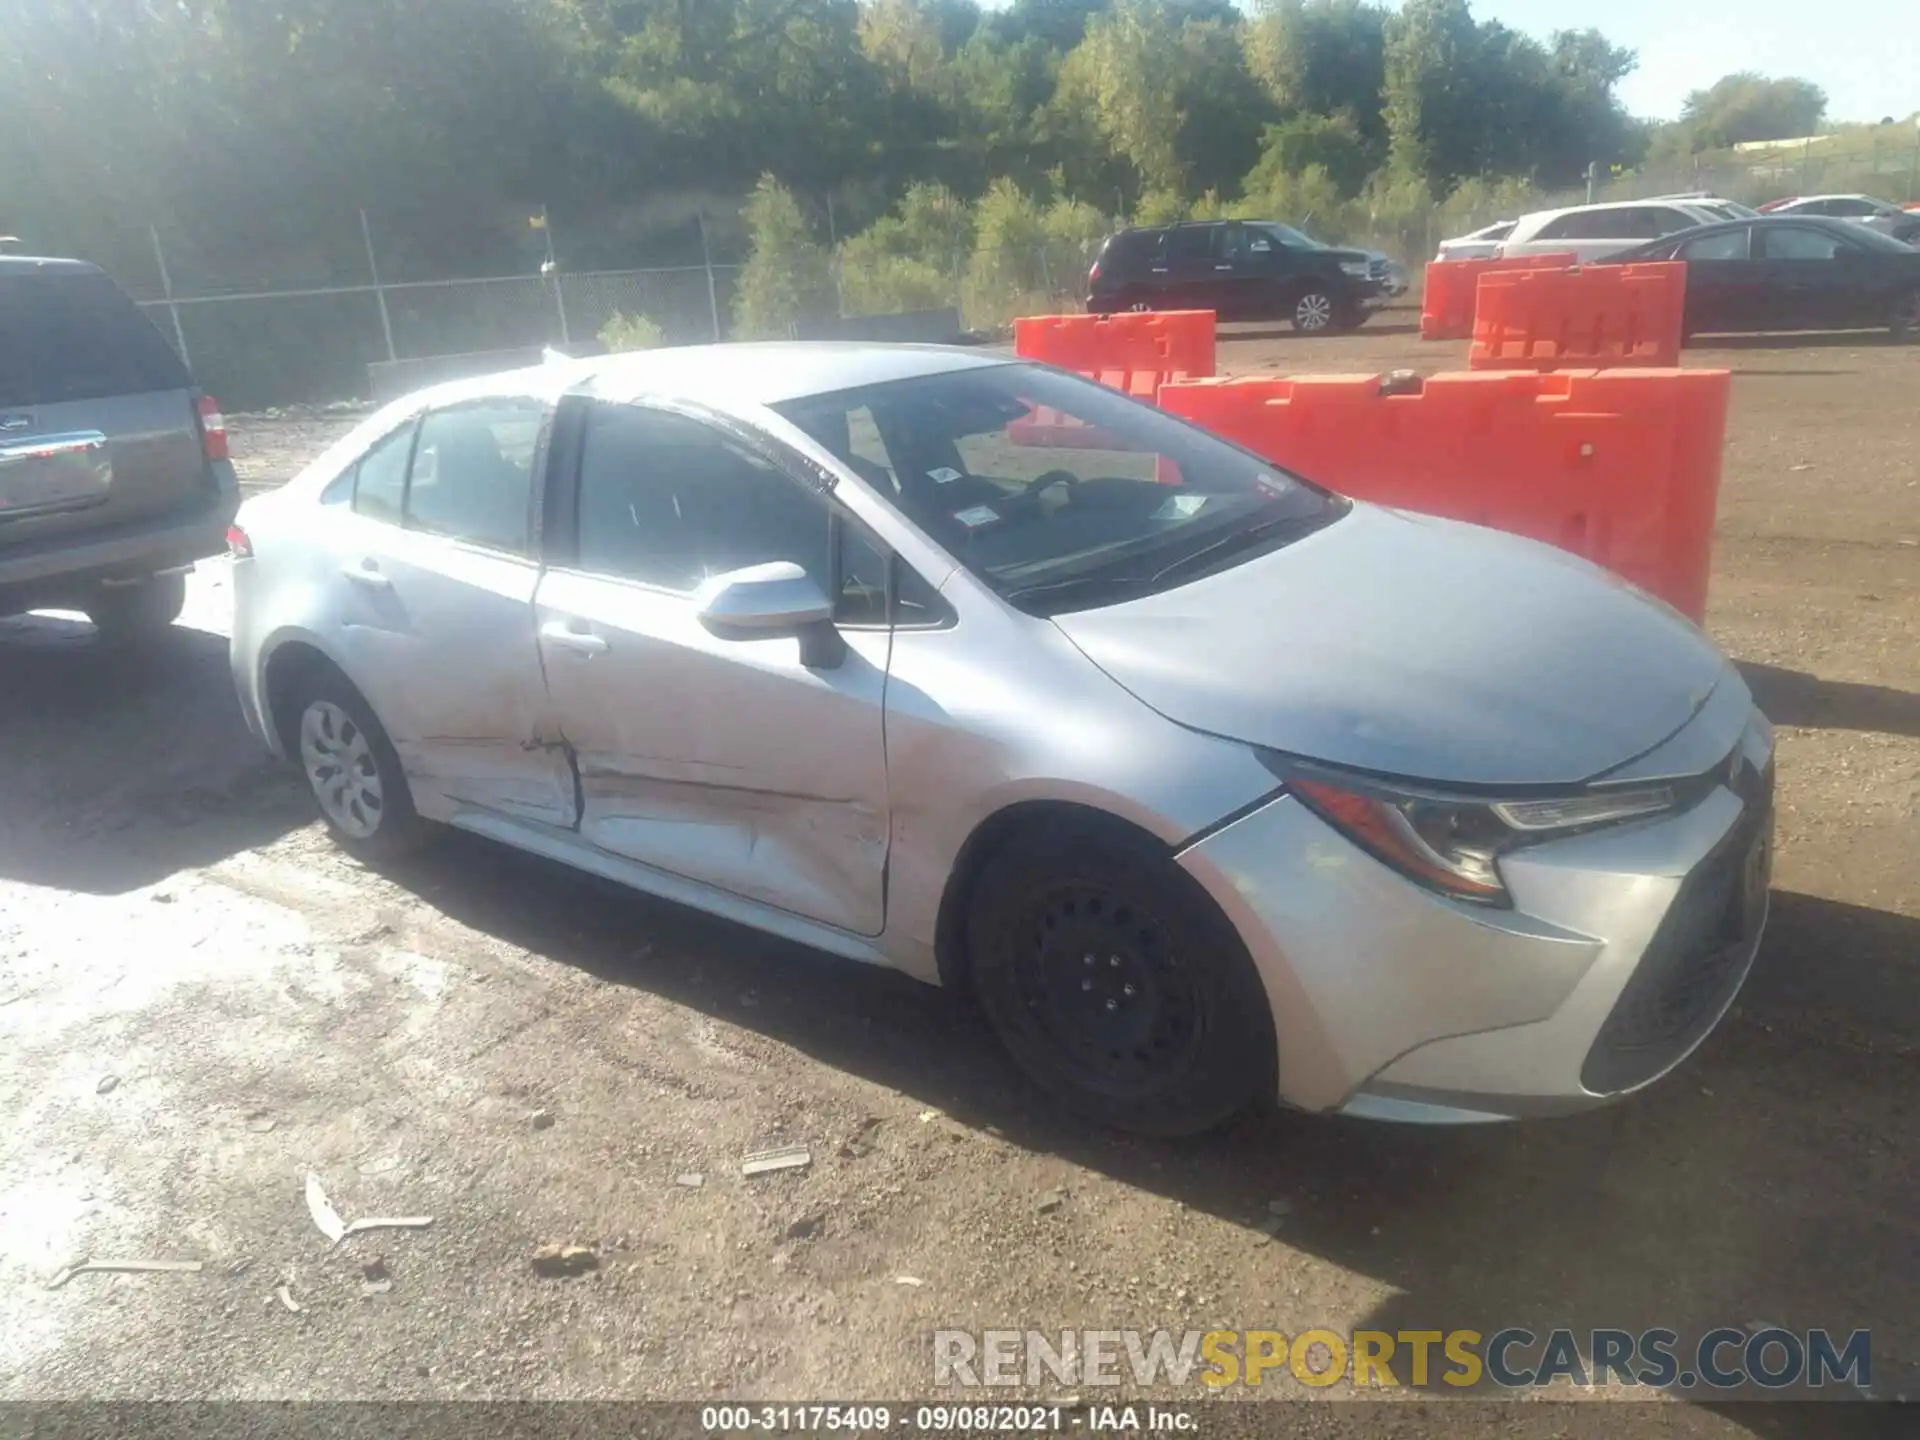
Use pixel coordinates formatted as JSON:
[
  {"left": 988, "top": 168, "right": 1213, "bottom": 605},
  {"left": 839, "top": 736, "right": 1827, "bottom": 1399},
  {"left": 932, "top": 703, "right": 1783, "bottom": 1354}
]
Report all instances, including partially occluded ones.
[{"left": 228, "top": 344, "right": 1774, "bottom": 1134}]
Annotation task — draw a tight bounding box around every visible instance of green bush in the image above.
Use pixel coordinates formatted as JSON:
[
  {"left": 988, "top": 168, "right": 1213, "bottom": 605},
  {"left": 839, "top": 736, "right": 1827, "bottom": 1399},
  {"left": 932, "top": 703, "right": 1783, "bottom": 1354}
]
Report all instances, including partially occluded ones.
[
  {"left": 733, "top": 174, "right": 836, "bottom": 339},
  {"left": 597, "top": 310, "right": 665, "bottom": 352}
]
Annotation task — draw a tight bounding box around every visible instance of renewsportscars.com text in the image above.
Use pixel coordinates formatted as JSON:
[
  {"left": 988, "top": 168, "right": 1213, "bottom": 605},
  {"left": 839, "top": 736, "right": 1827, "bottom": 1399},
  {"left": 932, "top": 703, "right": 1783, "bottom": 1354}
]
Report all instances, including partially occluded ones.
[{"left": 933, "top": 1327, "right": 1872, "bottom": 1392}]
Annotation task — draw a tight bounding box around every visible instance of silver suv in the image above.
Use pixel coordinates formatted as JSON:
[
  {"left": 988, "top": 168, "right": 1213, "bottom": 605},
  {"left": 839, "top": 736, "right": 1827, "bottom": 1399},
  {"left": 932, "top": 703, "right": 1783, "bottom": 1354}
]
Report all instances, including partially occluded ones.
[{"left": 0, "top": 256, "right": 238, "bottom": 638}]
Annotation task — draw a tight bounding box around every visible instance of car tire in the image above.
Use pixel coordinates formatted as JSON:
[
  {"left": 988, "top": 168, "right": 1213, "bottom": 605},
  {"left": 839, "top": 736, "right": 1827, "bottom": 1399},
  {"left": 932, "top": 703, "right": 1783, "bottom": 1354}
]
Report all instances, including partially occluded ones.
[
  {"left": 1290, "top": 286, "right": 1338, "bottom": 334},
  {"left": 86, "top": 573, "right": 186, "bottom": 642},
  {"left": 966, "top": 817, "right": 1276, "bottom": 1136},
  {"left": 287, "top": 671, "right": 429, "bottom": 863},
  {"left": 1890, "top": 289, "right": 1920, "bottom": 343}
]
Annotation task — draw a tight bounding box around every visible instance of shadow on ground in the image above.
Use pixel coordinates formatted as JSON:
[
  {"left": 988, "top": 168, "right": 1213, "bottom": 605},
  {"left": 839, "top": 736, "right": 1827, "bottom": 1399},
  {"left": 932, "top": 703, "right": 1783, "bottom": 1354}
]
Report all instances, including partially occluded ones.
[
  {"left": 0, "top": 615, "right": 309, "bottom": 893},
  {"left": 1740, "top": 662, "right": 1920, "bottom": 739},
  {"left": 378, "top": 830, "right": 1920, "bottom": 1406}
]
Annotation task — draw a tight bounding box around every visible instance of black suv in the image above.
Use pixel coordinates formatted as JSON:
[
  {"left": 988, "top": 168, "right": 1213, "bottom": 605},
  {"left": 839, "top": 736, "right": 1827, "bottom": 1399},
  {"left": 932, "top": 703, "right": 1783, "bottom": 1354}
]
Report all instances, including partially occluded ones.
[
  {"left": 1, "top": 257, "right": 238, "bottom": 639},
  {"left": 1087, "top": 220, "right": 1389, "bottom": 332}
]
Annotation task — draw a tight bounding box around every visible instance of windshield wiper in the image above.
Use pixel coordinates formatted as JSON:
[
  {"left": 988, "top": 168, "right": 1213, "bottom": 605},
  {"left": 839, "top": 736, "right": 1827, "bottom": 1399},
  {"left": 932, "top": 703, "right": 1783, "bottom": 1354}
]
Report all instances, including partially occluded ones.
[
  {"left": 1146, "top": 508, "right": 1337, "bottom": 586},
  {"left": 1001, "top": 572, "right": 1158, "bottom": 607}
]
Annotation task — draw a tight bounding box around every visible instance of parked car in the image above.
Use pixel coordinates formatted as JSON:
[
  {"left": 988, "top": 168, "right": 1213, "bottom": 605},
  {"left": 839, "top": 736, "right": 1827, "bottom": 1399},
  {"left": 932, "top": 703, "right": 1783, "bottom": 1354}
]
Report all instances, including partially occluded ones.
[
  {"left": 1596, "top": 215, "right": 1920, "bottom": 339},
  {"left": 1, "top": 256, "right": 237, "bottom": 637},
  {"left": 231, "top": 344, "right": 1776, "bottom": 1134},
  {"left": 1434, "top": 220, "right": 1516, "bottom": 262},
  {"left": 1087, "top": 220, "right": 1389, "bottom": 331},
  {"left": 1496, "top": 199, "right": 1728, "bottom": 263},
  {"left": 1646, "top": 192, "right": 1761, "bottom": 222},
  {"left": 1756, "top": 194, "right": 1920, "bottom": 244}
]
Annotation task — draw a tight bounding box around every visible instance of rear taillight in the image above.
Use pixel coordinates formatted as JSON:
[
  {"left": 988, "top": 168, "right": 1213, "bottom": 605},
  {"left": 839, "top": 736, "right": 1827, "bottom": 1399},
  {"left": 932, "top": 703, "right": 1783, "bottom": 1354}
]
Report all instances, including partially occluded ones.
[
  {"left": 197, "top": 395, "right": 229, "bottom": 462},
  {"left": 226, "top": 524, "right": 253, "bottom": 560},
  {"left": 1088, "top": 260, "right": 1103, "bottom": 284}
]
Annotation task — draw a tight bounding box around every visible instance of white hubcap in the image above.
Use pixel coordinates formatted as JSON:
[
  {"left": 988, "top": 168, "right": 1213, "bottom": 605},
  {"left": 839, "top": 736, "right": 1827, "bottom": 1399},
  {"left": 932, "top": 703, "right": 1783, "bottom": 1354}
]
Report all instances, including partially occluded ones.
[
  {"left": 1297, "top": 292, "right": 1333, "bottom": 331},
  {"left": 300, "top": 700, "right": 383, "bottom": 839}
]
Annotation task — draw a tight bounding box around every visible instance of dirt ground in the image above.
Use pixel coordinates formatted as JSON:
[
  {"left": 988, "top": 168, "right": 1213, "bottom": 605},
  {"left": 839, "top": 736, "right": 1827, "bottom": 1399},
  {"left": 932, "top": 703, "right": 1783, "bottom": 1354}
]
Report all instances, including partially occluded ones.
[{"left": 0, "top": 322, "right": 1914, "bottom": 1431}]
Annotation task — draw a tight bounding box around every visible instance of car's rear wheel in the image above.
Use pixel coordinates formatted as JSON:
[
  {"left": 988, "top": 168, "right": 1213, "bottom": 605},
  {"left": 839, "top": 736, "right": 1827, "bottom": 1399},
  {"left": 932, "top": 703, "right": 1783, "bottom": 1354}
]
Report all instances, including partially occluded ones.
[
  {"left": 967, "top": 819, "right": 1275, "bottom": 1136},
  {"left": 1291, "top": 286, "right": 1337, "bottom": 334},
  {"left": 1890, "top": 289, "right": 1920, "bottom": 343},
  {"left": 86, "top": 573, "right": 186, "bottom": 642},
  {"left": 290, "top": 674, "right": 428, "bottom": 862}
]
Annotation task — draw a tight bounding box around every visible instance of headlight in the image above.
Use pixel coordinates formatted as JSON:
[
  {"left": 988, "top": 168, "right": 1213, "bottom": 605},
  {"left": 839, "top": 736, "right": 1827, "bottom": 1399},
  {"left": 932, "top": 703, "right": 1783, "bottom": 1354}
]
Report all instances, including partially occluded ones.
[
  {"left": 1282, "top": 766, "right": 1680, "bottom": 905},
  {"left": 1339, "top": 261, "right": 1371, "bottom": 277}
]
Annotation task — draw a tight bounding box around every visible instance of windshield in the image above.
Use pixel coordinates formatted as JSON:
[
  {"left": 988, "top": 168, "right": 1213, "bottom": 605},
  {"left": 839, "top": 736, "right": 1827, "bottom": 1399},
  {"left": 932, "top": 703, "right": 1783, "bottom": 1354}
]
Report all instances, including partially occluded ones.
[
  {"left": 1837, "top": 222, "right": 1920, "bottom": 254},
  {"left": 775, "top": 364, "right": 1344, "bottom": 615},
  {"left": 1259, "top": 223, "right": 1323, "bottom": 250}
]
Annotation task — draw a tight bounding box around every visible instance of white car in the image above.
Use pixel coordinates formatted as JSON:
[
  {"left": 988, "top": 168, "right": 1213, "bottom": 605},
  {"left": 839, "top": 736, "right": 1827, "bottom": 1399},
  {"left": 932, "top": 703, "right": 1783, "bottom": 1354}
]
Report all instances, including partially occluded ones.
[
  {"left": 1759, "top": 195, "right": 1920, "bottom": 243},
  {"left": 226, "top": 344, "right": 1774, "bottom": 1134},
  {"left": 1496, "top": 200, "right": 1727, "bottom": 263},
  {"left": 1434, "top": 221, "right": 1516, "bottom": 262}
]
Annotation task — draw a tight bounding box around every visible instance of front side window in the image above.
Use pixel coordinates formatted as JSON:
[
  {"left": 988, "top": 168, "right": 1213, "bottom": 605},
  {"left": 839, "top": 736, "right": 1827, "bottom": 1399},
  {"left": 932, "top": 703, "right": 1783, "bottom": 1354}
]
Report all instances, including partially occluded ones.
[
  {"left": 406, "top": 402, "right": 542, "bottom": 553},
  {"left": 575, "top": 403, "right": 831, "bottom": 594},
  {"left": 1761, "top": 226, "right": 1851, "bottom": 261},
  {"left": 776, "top": 364, "right": 1345, "bottom": 615},
  {"left": 1166, "top": 227, "right": 1213, "bottom": 264}
]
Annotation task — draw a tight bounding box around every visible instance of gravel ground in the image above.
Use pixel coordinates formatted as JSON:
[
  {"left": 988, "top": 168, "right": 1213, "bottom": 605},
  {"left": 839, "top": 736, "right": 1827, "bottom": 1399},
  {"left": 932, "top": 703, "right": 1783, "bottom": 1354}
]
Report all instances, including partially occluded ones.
[{"left": 0, "top": 328, "right": 1913, "bottom": 1430}]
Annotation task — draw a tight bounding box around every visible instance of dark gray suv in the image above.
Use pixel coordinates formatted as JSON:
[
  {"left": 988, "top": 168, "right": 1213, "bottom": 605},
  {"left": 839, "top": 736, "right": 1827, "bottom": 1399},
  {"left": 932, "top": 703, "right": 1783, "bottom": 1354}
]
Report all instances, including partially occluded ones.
[{"left": 1, "top": 256, "right": 238, "bottom": 638}]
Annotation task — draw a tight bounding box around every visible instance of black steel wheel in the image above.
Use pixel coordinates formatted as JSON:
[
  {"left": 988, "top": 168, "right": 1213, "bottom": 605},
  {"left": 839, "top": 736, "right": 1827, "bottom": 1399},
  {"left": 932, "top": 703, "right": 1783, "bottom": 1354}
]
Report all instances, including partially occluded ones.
[{"left": 967, "top": 818, "right": 1275, "bottom": 1135}]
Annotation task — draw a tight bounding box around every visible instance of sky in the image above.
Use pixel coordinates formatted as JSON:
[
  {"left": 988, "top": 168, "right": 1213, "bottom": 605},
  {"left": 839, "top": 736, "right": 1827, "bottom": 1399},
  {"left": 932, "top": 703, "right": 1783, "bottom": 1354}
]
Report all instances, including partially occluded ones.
[
  {"left": 979, "top": 1, "right": 1920, "bottom": 124},
  {"left": 1467, "top": 0, "right": 1919, "bottom": 122}
]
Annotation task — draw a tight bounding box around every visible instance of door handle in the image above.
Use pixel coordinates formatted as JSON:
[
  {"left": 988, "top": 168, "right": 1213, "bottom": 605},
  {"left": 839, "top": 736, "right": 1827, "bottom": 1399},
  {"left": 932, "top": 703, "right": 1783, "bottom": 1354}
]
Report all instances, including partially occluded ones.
[
  {"left": 1214, "top": 265, "right": 1234, "bottom": 272},
  {"left": 341, "top": 560, "right": 391, "bottom": 589},
  {"left": 540, "top": 620, "right": 608, "bottom": 656}
]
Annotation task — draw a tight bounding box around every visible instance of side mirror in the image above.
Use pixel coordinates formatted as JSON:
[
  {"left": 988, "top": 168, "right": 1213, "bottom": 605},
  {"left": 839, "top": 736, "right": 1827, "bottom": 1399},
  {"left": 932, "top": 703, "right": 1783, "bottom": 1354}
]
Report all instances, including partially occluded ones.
[{"left": 694, "top": 562, "right": 846, "bottom": 669}]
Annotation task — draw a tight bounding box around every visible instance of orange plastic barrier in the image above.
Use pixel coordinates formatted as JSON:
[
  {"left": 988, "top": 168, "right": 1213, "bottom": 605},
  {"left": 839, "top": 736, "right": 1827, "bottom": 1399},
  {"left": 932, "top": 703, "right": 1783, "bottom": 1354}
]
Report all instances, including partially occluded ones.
[
  {"left": 1420, "top": 254, "right": 1577, "bottom": 341},
  {"left": 1470, "top": 262, "right": 1687, "bottom": 370},
  {"left": 1014, "top": 310, "right": 1216, "bottom": 397},
  {"left": 1158, "top": 368, "right": 1731, "bottom": 620},
  {"left": 1009, "top": 310, "right": 1216, "bottom": 449}
]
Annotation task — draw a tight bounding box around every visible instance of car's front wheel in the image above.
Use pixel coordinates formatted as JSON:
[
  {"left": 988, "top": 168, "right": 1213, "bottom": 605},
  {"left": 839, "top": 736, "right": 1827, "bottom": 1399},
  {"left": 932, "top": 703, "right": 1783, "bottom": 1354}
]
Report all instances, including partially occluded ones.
[
  {"left": 87, "top": 573, "right": 186, "bottom": 642},
  {"left": 289, "top": 674, "right": 428, "bottom": 862},
  {"left": 1291, "top": 286, "right": 1338, "bottom": 334},
  {"left": 967, "top": 818, "right": 1275, "bottom": 1136}
]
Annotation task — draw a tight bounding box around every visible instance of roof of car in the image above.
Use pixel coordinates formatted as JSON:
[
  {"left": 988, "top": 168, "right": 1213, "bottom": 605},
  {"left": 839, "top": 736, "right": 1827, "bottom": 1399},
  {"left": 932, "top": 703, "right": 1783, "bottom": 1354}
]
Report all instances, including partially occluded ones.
[
  {"left": 407, "top": 343, "right": 1013, "bottom": 414},
  {"left": 1517, "top": 198, "right": 1718, "bottom": 226},
  {"left": 0, "top": 255, "right": 106, "bottom": 277}
]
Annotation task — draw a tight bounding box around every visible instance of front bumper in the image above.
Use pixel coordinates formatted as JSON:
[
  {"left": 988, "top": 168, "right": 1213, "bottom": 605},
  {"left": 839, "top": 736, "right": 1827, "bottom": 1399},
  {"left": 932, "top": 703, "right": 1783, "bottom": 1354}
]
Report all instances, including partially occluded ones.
[{"left": 1177, "top": 707, "right": 1775, "bottom": 1122}]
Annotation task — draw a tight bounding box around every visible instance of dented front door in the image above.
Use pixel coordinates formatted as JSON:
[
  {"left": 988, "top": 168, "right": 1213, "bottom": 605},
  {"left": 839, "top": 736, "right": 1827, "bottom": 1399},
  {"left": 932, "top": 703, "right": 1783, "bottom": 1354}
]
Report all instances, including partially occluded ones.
[{"left": 533, "top": 568, "right": 890, "bottom": 936}]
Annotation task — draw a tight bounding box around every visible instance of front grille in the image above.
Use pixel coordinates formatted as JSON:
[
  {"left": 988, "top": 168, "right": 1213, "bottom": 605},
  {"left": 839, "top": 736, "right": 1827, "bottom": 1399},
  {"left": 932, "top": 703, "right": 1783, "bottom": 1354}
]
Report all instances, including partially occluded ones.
[{"left": 1580, "top": 758, "right": 1774, "bottom": 1095}]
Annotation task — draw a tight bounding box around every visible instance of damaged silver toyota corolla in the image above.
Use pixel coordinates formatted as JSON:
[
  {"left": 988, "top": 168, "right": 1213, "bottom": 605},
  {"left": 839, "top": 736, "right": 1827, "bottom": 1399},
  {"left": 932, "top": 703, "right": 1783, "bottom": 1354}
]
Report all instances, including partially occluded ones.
[{"left": 230, "top": 343, "right": 1774, "bottom": 1135}]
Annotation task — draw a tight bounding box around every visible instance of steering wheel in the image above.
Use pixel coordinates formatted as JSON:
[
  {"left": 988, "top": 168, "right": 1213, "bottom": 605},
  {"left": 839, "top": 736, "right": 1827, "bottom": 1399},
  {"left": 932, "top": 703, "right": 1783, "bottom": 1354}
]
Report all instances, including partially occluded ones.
[{"left": 1021, "top": 469, "right": 1080, "bottom": 500}]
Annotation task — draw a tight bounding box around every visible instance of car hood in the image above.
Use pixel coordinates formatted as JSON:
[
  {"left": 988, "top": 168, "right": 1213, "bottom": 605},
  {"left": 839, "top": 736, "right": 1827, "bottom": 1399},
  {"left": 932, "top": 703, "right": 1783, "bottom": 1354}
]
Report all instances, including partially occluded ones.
[{"left": 1049, "top": 506, "right": 1735, "bottom": 787}]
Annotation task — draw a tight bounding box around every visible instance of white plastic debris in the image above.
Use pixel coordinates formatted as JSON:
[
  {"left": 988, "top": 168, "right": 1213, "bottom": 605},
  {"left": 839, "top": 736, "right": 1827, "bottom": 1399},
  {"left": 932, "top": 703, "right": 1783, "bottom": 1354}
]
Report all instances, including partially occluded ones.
[
  {"left": 46, "top": 1258, "right": 203, "bottom": 1290},
  {"left": 741, "top": 1144, "right": 812, "bottom": 1177}
]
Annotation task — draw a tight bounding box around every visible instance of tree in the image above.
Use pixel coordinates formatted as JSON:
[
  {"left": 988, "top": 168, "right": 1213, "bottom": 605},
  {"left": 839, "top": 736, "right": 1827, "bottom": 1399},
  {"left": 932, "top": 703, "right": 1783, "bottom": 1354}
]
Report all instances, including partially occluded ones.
[
  {"left": 1246, "top": 0, "right": 1389, "bottom": 151},
  {"left": 1677, "top": 73, "right": 1829, "bottom": 151},
  {"left": 1381, "top": 0, "right": 1480, "bottom": 188},
  {"left": 1245, "top": 112, "right": 1373, "bottom": 198},
  {"left": 734, "top": 175, "right": 836, "bottom": 336}
]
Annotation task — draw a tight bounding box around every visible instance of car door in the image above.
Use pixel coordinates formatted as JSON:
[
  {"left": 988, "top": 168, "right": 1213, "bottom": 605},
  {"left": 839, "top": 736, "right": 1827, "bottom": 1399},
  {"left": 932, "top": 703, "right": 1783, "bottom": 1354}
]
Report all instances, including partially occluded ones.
[
  {"left": 1753, "top": 224, "right": 1871, "bottom": 330},
  {"left": 1161, "top": 225, "right": 1221, "bottom": 312},
  {"left": 533, "top": 397, "right": 891, "bottom": 936},
  {"left": 1673, "top": 226, "right": 1756, "bottom": 333},
  {"left": 326, "top": 398, "right": 576, "bottom": 827},
  {"left": 1209, "top": 222, "right": 1276, "bottom": 320}
]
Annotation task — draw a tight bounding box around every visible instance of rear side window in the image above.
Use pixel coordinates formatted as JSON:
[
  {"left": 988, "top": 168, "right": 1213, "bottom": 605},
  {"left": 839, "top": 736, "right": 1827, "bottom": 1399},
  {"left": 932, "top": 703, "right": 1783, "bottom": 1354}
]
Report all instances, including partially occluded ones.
[
  {"left": 0, "top": 271, "right": 191, "bottom": 408},
  {"left": 1681, "top": 229, "right": 1751, "bottom": 261},
  {"left": 406, "top": 401, "right": 542, "bottom": 554},
  {"left": 1166, "top": 226, "right": 1213, "bottom": 263},
  {"left": 351, "top": 423, "right": 415, "bottom": 525},
  {"left": 1099, "top": 231, "right": 1162, "bottom": 276}
]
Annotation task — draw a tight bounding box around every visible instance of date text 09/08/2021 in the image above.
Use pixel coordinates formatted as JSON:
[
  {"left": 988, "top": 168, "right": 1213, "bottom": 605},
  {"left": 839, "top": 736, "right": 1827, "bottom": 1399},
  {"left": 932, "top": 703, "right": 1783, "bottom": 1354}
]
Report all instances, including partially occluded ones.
[{"left": 700, "top": 1406, "right": 1189, "bottom": 1433}]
